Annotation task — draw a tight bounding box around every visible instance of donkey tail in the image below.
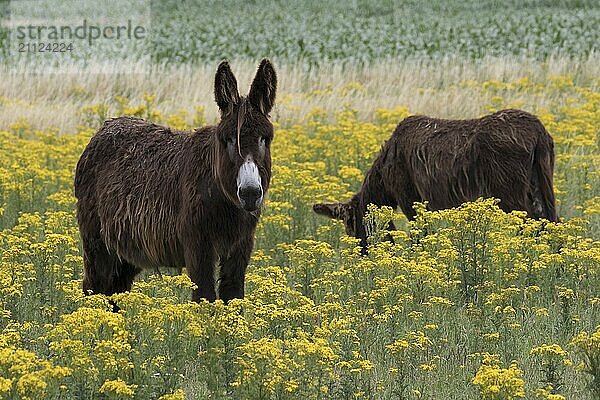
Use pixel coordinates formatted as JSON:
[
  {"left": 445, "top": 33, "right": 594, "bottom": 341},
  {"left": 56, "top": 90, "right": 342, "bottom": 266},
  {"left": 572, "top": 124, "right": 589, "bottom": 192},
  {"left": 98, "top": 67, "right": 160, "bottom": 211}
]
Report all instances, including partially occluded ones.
[{"left": 531, "top": 124, "right": 558, "bottom": 222}]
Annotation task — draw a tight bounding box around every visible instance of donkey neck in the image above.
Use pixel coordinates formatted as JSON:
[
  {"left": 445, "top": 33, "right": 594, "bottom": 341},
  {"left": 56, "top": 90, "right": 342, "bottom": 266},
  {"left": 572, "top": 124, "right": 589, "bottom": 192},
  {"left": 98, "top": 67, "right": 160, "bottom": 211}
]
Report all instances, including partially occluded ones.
[
  {"left": 355, "top": 157, "right": 397, "bottom": 214},
  {"left": 349, "top": 158, "right": 395, "bottom": 249}
]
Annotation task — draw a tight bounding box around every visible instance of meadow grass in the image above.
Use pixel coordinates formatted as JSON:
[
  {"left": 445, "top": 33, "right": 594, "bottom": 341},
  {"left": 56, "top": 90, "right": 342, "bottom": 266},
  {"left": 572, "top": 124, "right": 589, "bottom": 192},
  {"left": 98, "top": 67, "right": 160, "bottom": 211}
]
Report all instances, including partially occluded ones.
[
  {"left": 0, "top": 53, "right": 598, "bottom": 399},
  {"left": 1, "top": 55, "right": 599, "bottom": 133}
]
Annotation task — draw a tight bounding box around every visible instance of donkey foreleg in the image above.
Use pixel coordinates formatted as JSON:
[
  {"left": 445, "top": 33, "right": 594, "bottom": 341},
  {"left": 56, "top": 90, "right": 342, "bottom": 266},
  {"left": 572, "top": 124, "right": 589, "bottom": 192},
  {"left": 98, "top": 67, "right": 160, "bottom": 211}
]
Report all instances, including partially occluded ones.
[
  {"left": 184, "top": 242, "right": 217, "bottom": 302},
  {"left": 383, "top": 220, "right": 397, "bottom": 244},
  {"left": 218, "top": 237, "right": 253, "bottom": 303}
]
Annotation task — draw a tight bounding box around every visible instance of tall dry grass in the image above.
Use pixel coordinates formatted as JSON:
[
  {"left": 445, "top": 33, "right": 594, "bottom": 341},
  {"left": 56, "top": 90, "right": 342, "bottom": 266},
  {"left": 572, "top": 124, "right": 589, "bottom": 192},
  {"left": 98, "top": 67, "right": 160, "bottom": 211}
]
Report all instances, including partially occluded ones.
[{"left": 1, "top": 55, "right": 599, "bottom": 133}]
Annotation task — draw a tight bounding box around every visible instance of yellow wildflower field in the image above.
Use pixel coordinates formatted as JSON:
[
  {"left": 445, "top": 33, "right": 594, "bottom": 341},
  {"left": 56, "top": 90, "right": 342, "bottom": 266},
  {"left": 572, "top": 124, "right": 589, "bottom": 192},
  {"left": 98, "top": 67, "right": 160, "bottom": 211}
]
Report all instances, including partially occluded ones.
[{"left": 0, "top": 69, "right": 598, "bottom": 399}]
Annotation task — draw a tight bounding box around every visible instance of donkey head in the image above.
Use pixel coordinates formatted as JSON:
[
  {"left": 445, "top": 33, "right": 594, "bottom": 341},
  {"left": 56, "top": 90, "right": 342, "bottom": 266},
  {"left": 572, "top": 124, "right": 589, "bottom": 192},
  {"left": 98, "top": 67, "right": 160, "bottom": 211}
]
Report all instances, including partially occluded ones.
[
  {"left": 313, "top": 198, "right": 366, "bottom": 243},
  {"left": 214, "top": 59, "right": 277, "bottom": 212}
]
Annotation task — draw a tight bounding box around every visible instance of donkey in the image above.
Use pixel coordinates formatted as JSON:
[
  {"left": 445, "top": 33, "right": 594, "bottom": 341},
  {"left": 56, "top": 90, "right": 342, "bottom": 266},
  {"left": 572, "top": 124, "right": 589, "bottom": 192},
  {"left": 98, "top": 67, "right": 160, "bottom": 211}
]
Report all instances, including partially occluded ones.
[
  {"left": 314, "top": 109, "right": 558, "bottom": 248},
  {"left": 75, "top": 59, "right": 277, "bottom": 303}
]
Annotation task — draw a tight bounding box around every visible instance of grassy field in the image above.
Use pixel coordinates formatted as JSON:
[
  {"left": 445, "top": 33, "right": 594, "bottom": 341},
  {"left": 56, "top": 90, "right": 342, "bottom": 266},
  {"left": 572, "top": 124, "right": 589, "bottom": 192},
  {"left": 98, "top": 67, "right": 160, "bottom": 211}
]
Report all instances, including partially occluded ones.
[
  {"left": 148, "top": 0, "right": 600, "bottom": 64},
  {"left": 0, "top": 1, "right": 599, "bottom": 399},
  {"left": 0, "top": 59, "right": 599, "bottom": 399},
  {"left": 1, "top": 56, "right": 599, "bottom": 133}
]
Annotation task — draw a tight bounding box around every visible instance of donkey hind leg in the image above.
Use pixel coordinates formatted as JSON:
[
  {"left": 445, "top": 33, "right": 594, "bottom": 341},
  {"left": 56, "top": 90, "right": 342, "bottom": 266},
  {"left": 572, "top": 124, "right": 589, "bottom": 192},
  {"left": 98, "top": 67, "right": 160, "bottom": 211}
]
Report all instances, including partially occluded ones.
[
  {"left": 527, "top": 165, "right": 546, "bottom": 219},
  {"left": 111, "top": 261, "right": 141, "bottom": 293},
  {"left": 82, "top": 232, "right": 139, "bottom": 297},
  {"left": 218, "top": 238, "right": 253, "bottom": 304}
]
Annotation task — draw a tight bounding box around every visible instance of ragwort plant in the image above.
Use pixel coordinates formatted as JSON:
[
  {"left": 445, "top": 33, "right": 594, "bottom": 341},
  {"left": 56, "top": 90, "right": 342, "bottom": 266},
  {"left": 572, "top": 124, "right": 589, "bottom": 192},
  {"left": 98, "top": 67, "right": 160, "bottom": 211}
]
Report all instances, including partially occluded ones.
[{"left": 0, "top": 76, "right": 598, "bottom": 399}]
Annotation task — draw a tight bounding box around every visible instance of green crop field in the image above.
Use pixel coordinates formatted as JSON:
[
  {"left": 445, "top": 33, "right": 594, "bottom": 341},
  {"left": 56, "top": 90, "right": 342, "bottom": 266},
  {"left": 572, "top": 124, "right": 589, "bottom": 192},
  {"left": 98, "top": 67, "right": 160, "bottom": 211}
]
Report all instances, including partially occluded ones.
[
  {"left": 149, "top": 0, "right": 600, "bottom": 64},
  {"left": 1, "top": 0, "right": 600, "bottom": 65}
]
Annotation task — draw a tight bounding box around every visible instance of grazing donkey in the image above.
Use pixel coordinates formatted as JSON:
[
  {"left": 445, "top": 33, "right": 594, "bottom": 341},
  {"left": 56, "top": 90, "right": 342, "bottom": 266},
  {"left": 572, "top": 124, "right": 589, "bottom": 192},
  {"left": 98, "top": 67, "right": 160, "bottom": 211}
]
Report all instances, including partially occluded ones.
[
  {"left": 314, "top": 109, "right": 557, "bottom": 248},
  {"left": 75, "top": 59, "right": 277, "bottom": 303}
]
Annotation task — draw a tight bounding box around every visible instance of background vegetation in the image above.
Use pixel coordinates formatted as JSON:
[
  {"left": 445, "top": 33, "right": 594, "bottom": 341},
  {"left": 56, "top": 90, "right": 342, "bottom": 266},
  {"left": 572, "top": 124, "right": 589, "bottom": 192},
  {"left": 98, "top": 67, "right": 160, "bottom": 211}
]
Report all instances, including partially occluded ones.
[
  {"left": 1, "top": 0, "right": 600, "bottom": 65},
  {"left": 0, "top": 1, "right": 598, "bottom": 399},
  {"left": 149, "top": 0, "right": 600, "bottom": 64}
]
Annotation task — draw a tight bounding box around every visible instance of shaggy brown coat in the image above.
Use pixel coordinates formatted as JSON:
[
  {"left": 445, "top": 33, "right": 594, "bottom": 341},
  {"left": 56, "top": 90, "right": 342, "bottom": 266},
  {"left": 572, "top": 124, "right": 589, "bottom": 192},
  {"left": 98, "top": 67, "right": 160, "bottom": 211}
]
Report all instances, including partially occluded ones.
[
  {"left": 314, "top": 109, "right": 558, "bottom": 246},
  {"left": 75, "top": 59, "right": 277, "bottom": 303}
]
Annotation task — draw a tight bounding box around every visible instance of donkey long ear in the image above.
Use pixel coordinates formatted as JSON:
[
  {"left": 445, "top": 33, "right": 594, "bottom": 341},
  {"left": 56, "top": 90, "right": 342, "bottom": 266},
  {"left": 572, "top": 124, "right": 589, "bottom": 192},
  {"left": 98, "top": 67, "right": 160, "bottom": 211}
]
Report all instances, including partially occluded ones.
[
  {"left": 214, "top": 60, "right": 240, "bottom": 115},
  {"left": 248, "top": 58, "right": 277, "bottom": 115},
  {"left": 313, "top": 203, "right": 347, "bottom": 220}
]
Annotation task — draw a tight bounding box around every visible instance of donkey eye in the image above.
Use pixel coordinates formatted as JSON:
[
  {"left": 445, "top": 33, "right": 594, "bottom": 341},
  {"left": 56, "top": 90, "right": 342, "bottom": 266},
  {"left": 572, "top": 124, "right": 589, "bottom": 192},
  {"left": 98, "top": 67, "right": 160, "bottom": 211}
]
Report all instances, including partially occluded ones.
[{"left": 259, "top": 136, "right": 271, "bottom": 146}]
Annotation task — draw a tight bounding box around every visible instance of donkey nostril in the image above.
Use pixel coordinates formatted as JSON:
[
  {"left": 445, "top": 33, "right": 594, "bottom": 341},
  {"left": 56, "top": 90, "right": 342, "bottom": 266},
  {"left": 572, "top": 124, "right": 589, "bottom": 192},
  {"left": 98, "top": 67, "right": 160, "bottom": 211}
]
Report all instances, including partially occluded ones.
[
  {"left": 238, "top": 186, "right": 263, "bottom": 211},
  {"left": 238, "top": 186, "right": 262, "bottom": 203}
]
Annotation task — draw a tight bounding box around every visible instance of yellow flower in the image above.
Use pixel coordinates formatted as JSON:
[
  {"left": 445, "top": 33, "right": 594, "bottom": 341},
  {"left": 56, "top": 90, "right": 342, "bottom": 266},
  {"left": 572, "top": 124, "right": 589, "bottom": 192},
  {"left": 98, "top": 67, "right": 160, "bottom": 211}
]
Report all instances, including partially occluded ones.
[
  {"left": 472, "top": 355, "right": 525, "bottom": 399},
  {"left": 99, "top": 378, "right": 137, "bottom": 398},
  {"left": 158, "top": 389, "right": 185, "bottom": 400}
]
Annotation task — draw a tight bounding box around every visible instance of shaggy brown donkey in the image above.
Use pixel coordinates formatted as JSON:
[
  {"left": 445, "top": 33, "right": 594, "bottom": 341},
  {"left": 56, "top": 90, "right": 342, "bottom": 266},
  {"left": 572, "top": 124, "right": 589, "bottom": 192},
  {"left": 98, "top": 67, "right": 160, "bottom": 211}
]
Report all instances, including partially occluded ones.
[
  {"left": 75, "top": 59, "right": 277, "bottom": 303},
  {"left": 314, "top": 109, "right": 557, "bottom": 248}
]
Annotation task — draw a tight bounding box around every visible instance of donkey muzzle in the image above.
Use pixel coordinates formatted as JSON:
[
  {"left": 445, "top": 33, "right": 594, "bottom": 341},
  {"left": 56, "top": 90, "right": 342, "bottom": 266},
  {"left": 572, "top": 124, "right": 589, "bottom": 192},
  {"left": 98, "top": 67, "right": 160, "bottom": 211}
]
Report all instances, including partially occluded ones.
[{"left": 237, "top": 159, "right": 263, "bottom": 211}]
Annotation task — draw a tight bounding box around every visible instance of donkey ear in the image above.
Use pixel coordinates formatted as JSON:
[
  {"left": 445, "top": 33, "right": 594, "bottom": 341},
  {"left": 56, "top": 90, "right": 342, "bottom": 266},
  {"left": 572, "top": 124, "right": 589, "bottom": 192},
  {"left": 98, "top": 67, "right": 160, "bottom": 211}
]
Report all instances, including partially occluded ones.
[
  {"left": 214, "top": 60, "right": 240, "bottom": 115},
  {"left": 313, "top": 203, "right": 346, "bottom": 220},
  {"left": 248, "top": 58, "right": 277, "bottom": 115}
]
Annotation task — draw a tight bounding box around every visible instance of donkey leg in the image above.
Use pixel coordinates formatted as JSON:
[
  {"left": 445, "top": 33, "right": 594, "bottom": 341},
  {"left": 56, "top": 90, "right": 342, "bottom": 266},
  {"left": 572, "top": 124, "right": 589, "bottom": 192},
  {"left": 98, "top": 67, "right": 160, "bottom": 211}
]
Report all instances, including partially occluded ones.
[
  {"left": 111, "top": 262, "right": 141, "bottom": 293},
  {"left": 184, "top": 241, "right": 217, "bottom": 302},
  {"left": 79, "top": 207, "right": 139, "bottom": 312},
  {"left": 82, "top": 235, "right": 138, "bottom": 296},
  {"left": 383, "top": 221, "right": 397, "bottom": 244},
  {"left": 393, "top": 179, "right": 421, "bottom": 221},
  {"left": 397, "top": 195, "right": 421, "bottom": 221},
  {"left": 106, "top": 262, "right": 141, "bottom": 312},
  {"left": 218, "top": 237, "right": 253, "bottom": 303},
  {"left": 81, "top": 220, "right": 120, "bottom": 296}
]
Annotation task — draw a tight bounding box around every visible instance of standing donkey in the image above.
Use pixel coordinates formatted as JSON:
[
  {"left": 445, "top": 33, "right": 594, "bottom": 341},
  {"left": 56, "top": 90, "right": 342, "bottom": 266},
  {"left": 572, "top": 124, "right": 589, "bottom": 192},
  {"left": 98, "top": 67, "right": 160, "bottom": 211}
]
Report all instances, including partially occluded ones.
[
  {"left": 75, "top": 59, "right": 277, "bottom": 303},
  {"left": 314, "top": 109, "right": 558, "bottom": 249}
]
